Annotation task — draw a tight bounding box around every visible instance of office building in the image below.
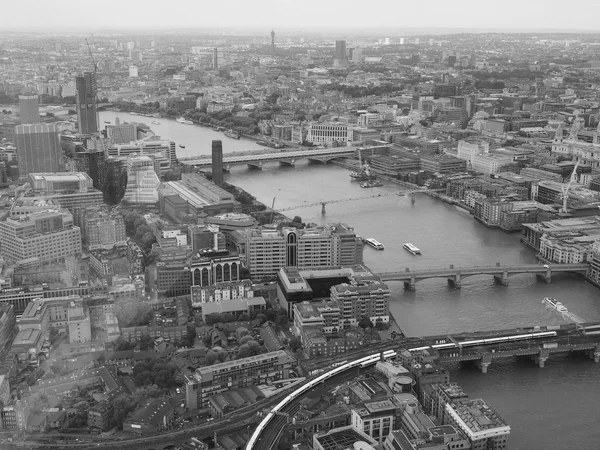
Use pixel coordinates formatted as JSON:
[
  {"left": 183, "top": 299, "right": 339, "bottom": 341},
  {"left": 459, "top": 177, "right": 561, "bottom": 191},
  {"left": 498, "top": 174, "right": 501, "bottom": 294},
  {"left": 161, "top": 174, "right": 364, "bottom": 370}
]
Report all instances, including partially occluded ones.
[
  {"left": 29, "top": 172, "right": 94, "bottom": 194},
  {"left": 0, "top": 209, "right": 81, "bottom": 265},
  {"left": 335, "top": 40, "right": 347, "bottom": 64},
  {"left": 19, "top": 93, "right": 40, "bottom": 124},
  {"left": 0, "top": 305, "right": 16, "bottom": 355},
  {"left": 234, "top": 224, "right": 363, "bottom": 280},
  {"left": 306, "top": 122, "right": 351, "bottom": 145},
  {"left": 75, "top": 72, "right": 98, "bottom": 134},
  {"left": 123, "top": 156, "right": 160, "bottom": 204},
  {"left": 67, "top": 300, "right": 91, "bottom": 343},
  {"left": 18, "top": 298, "right": 50, "bottom": 339},
  {"left": 129, "top": 49, "right": 142, "bottom": 62},
  {"left": 212, "top": 140, "right": 224, "bottom": 187},
  {"left": 184, "top": 350, "right": 292, "bottom": 409},
  {"left": 106, "top": 118, "right": 137, "bottom": 144},
  {"left": 0, "top": 374, "right": 9, "bottom": 405},
  {"left": 81, "top": 209, "right": 126, "bottom": 250},
  {"left": 351, "top": 399, "right": 398, "bottom": 443},
  {"left": 15, "top": 123, "right": 64, "bottom": 176}
]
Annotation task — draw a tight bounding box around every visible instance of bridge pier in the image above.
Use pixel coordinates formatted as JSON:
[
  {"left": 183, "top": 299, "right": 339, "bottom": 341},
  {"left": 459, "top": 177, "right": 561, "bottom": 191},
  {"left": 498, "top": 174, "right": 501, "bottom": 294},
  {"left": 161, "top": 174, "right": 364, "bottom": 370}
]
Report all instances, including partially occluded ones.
[
  {"left": 279, "top": 158, "right": 296, "bottom": 166},
  {"left": 590, "top": 343, "right": 600, "bottom": 362},
  {"left": 247, "top": 161, "right": 263, "bottom": 169},
  {"left": 477, "top": 354, "right": 493, "bottom": 373},
  {"left": 536, "top": 269, "right": 552, "bottom": 284},
  {"left": 493, "top": 271, "right": 509, "bottom": 286},
  {"left": 533, "top": 348, "right": 550, "bottom": 368},
  {"left": 404, "top": 277, "right": 416, "bottom": 291},
  {"left": 447, "top": 273, "right": 462, "bottom": 289},
  {"left": 225, "top": 164, "right": 231, "bottom": 171}
]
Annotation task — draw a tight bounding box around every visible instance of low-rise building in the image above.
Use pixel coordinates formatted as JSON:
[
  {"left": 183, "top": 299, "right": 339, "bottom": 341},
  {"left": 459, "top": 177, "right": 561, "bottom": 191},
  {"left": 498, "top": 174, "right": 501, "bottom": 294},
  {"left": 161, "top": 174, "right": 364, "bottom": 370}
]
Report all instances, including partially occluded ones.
[
  {"left": 184, "top": 350, "right": 292, "bottom": 410},
  {"left": 123, "top": 399, "right": 174, "bottom": 435}
]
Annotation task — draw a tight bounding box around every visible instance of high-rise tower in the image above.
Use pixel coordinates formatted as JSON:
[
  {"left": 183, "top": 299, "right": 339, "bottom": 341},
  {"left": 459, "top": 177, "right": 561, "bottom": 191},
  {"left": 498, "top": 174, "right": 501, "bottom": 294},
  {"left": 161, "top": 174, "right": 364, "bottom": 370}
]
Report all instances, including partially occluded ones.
[
  {"left": 75, "top": 72, "right": 98, "bottom": 134},
  {"left": 271, "top": 29, "right": 275, "bottom": 55},
  {"left": 18, "top": 92, "right": 40, "bottom": 124},
  {"left": 211, "top": 140, "right": 223, "bottom": 187}
]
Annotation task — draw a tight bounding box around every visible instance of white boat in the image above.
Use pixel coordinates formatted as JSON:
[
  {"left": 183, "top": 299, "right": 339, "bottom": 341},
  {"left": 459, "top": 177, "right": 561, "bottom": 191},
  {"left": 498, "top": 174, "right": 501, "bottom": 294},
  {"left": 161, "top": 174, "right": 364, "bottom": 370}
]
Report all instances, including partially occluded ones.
[
  {"left": 365, "top": 238, "right": 384, "bottom": 250},
  {"left": 542, "top": 297, "right": 568, "bottom": 313},
  {"left": 151, "top": 121, "right": 161, "bottom": 125},
  {"left": 176, "top": 117, "right": 193, "bottom": 125},
  {"left": 403, "top": 243, "right": 421, "bottom": 255}
]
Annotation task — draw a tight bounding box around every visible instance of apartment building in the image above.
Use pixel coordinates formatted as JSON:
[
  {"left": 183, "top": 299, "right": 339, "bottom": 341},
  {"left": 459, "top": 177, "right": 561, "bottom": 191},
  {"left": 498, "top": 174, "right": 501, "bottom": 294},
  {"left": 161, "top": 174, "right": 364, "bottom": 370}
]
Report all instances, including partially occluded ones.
[{"left": 184, "top": 350, "right": 292, "bottom": 410}]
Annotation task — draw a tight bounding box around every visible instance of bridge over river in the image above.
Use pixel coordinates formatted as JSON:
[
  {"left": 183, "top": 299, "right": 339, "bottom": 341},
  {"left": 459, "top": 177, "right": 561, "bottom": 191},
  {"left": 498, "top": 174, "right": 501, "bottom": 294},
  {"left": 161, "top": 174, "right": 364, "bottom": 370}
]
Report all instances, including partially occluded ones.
[
  {"left": 377, "top": 262, "right": 589, "bottom": 290},
  {"left": 180, "top": 147, "right": 356, "bottom": 168}
]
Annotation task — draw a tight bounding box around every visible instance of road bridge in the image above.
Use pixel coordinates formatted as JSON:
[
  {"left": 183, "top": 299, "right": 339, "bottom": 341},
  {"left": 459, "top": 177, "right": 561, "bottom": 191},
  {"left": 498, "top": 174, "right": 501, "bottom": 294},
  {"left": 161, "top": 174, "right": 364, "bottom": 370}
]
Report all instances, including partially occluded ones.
[
  {"left": 377, "top": 263, "right": 588, "bottom": 291},
  {"left": 180, "top": 147, "right": 356, "bottom": 168}
]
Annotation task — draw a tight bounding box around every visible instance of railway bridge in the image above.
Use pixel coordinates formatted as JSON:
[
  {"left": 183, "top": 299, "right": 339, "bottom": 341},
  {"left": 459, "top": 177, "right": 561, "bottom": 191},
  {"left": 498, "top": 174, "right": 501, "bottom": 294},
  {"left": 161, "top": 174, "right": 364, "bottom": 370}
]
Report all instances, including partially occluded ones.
[
  {"left": 377, "top": 262, "right": 588, "bottom": 291},
  {"left": 435, "top": 336, "right": 600, "bottom": 373},
  {"left": 179, "top": 147, "right": 356, "bottom": 168}
]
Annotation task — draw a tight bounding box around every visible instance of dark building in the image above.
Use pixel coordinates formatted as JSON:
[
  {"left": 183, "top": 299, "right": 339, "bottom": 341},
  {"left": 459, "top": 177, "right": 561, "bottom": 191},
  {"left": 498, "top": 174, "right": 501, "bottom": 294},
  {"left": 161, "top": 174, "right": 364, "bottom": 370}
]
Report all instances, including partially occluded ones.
[
  {"left": 76, "top": 72, "right": 98, "bottom": 134},
  {"left": 18, "top": 93, "right": 40, "bottom": 124},
  {"left": 212, "top": 140, "right": 223, "bottom": 187},
  {"left": 271, "top": 29, "right": 275, "bottom": 54},
  {"left": 335, "top": 40, "right": 346, "bottom": 60},
  {"left": 15, "top": 123, "right": 64, "bottom": 176}
]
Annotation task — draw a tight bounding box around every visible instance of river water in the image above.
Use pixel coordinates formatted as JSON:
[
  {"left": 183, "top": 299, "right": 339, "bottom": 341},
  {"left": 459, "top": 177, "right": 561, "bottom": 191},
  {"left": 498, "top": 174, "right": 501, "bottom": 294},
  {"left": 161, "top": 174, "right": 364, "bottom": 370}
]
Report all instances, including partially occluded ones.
[{"left": 99, "top": 111, "right": 600, "bottom": 449}]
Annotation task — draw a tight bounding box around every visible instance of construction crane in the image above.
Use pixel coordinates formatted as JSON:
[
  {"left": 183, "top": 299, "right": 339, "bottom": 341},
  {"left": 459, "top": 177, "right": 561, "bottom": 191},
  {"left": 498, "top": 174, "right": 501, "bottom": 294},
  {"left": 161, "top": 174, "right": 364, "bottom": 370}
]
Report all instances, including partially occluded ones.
[
  {"left": 84, "top": 38, "right": 98, "bottom": 75},
  {"left": 561, "top": 159, "right": 580, "bottom": 214}
]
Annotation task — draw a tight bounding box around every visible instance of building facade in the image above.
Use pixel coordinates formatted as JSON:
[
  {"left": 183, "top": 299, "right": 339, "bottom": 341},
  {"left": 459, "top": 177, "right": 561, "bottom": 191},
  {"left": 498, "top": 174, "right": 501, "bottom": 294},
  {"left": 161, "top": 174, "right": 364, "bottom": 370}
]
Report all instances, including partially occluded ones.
[
  {"left": 15, "top": 123, "right": 64, "bottom": 177},
  {"left": 184, "top": 350, "right": 292, "bottom": 410}
]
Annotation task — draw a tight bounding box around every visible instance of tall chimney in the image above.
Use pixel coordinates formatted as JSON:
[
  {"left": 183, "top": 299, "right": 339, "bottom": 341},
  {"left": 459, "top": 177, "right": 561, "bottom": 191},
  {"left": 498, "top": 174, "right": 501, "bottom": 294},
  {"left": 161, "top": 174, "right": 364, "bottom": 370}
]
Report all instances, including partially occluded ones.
[{"left": 211, "top": 140, "right": 223, "bottom": 186}]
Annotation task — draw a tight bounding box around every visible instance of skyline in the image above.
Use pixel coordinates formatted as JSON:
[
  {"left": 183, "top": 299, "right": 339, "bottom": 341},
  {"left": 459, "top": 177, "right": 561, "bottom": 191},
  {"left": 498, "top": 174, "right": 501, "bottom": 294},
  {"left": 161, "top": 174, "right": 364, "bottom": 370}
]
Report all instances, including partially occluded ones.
[{"left": 2, "top": 0, "right": 600, "bottom": 33}]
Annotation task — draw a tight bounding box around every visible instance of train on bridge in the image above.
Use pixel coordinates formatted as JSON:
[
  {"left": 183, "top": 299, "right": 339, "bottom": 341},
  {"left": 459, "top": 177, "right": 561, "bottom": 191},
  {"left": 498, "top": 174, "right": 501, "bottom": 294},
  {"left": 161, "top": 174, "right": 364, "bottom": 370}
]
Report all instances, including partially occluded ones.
[{"left": 408, "top": 331, "right": 558, "bottom": 353}]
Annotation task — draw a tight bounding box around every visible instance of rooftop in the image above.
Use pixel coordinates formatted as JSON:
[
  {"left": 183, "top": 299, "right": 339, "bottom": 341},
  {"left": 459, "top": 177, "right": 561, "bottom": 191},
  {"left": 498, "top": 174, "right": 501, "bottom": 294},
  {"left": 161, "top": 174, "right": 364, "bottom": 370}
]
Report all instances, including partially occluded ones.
[
  {"left": 447, "top": 398, "right": 510, "bottom": 439},
  {"left": 315, "top": 425, "right": 377, "bottom": 450}
]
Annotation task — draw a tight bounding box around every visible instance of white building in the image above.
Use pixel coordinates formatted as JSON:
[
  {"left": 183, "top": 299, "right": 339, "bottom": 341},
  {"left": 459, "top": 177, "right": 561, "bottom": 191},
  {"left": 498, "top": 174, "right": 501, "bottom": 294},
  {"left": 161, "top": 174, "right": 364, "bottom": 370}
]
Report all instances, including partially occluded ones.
[
  {"left": 306, "top": 122, "right": 352, "bottom": 145},
  {"left": 123, "top": 156, "right": 160, "bottom": 204},
  {"left": 129, "top": 65, "right": 139, "bottom": 78}
]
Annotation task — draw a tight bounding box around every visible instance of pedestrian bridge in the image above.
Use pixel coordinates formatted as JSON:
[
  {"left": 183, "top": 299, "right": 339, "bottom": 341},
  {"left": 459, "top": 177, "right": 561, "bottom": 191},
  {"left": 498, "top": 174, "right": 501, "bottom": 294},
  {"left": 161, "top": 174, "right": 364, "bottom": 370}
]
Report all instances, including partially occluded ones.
[
  {"left": 377, "top": 263, "right": 589, "bottom": 290},
  {"left": 180, "top": 147, "right": 356, "bottom": 168}
]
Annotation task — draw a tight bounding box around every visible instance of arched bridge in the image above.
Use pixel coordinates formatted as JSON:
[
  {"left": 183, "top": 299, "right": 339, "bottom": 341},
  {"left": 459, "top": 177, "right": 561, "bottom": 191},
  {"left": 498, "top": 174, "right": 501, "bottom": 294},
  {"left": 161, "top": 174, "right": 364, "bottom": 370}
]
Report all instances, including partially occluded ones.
[
  {"left": 377, "top": 263, "right": 589, "bottom": 291},
  {"left": 180, "top": 147, "right": 356, "bottom": 168}
]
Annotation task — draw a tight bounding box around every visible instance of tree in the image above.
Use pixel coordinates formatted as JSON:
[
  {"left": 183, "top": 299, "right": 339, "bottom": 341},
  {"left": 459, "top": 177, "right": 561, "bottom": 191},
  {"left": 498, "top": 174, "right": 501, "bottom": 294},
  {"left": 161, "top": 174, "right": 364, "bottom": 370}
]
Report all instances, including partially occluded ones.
[
  {"left": 275, "top": 309, "right": 289, "bottom": 327},
  {"left": 186, "top": 325, "right": 197, "bottom": 347},
  {"left": 139, "top": 334, "right": 153, "bottom": 351},
  {"left": 238, "top": 313, "right": 250, "bottom": 321},
  {"left": 358, "top": 316, "right": 373, "bottom": 330},
  {"left": 217, "top": 351, "right": 228, "bottom": 363},
  {"left": 206, "top": 350, "right": 218, "bottom": 365},
  {"left": 239, "top": 335, "right": 254, "bottom": 346},
  {"left": 237, "top": 343, "right": 252, "bottom": 358},
  {"left": 292, "top": 216, "right": 303, "bottom": 224},
  {"left": 255, "top": 313, "right": 268, "bottom": 324},
  {"left": 289, "top": 336, "right": 302, "bottom": 352},
  {"left": 235, "top": 327, "right": 250, "bottom": 341}
]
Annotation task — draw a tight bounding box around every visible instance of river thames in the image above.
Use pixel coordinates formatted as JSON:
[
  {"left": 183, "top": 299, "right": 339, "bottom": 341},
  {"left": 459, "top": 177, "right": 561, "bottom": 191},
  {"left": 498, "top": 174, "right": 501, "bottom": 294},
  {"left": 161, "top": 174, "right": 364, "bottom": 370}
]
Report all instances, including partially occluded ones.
[{"left": 100, "top": 111, "right": 600, "bottom": 449}]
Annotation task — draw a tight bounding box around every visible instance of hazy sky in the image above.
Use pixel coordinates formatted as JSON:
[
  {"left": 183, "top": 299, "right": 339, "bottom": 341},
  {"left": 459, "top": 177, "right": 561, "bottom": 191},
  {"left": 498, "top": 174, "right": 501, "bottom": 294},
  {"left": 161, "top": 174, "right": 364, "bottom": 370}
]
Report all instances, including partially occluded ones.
[{"left": 2, "top": 0, "right": 600, "bottom": 32}]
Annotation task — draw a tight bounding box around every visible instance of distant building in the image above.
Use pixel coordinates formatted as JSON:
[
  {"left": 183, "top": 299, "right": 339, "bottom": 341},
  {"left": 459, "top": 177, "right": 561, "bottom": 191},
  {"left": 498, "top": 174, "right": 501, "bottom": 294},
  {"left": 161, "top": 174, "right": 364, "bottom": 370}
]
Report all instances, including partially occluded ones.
[
  {"left": 19, "top": 93, "right": 40, "bottom": 124},
  {"left": 15, "top": 123, "right": 64, "bottom": 177},
  {"left": 106, "top": 118, "right": 137, "bottom": 144}
]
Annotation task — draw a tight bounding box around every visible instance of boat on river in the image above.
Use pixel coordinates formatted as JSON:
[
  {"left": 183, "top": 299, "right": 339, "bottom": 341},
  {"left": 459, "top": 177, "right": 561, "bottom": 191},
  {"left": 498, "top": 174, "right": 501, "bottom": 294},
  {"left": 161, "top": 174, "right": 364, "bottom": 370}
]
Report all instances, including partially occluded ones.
[
  {"left": 225, "top": 130, "right": 241, "bottom": 139},
  {"left": 365, "top": 238, "right": 384, "bottom": 250},
  {"left": 543, "top": 297, "right": 568, "bottom": 313},
  {"left": 360, "top": 180, "right": 383, "bottom": 188},
  {"left": 403, "top": 243, "right": 421, "bottom": 255}
]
